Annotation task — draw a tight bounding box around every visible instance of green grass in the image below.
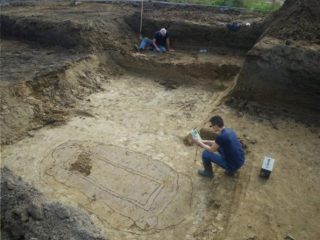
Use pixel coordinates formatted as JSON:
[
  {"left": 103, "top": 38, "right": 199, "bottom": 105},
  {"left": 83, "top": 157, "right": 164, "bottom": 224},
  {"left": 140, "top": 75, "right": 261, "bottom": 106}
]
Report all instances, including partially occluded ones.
[
  {"left": 167, "top": 0, "right": 281, "bottom": 12},
  {"left": 242, "top": 0, "right": 281, "bottom": 12}
]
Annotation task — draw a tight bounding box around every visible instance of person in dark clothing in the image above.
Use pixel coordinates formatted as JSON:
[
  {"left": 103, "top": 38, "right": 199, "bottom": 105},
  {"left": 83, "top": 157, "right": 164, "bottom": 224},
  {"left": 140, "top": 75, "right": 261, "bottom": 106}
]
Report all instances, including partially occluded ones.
[
  {"left": 193, "top": 115, "right": 245, "bottom": 178},
  {"left": 227, "top": 21, "right": 241, "bottom": 32},
  {"left": 137, "top": 28, "right": 174, "bottom": 53}
]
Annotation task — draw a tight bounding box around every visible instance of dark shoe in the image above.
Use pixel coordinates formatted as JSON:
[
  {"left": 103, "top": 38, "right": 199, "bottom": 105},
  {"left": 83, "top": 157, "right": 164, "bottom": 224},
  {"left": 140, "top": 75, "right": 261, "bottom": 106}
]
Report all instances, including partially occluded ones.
[
  {"left": 198, "top": 169, "right": 214, "bottom": 178},
  {"left": 134, "top": 45, "right": 143, "bottom": 52},
  {"left": 224, "top": 171, "right": 235, "bottom": 176}
]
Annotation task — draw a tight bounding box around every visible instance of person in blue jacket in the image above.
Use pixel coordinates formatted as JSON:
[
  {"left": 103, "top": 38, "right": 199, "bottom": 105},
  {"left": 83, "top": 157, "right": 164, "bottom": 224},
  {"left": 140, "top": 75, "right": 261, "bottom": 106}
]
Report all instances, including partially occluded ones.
[
  {"left": 193, "top": 115, "right": 245, "bottom": 178},
  {"left": 137, "top": 28, "right": 174, "bottom": 53}
]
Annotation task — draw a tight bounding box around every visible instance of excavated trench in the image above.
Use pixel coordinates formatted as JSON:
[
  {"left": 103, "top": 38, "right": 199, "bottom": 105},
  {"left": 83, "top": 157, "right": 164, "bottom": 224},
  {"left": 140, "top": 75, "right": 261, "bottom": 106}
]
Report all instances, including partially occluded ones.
[
  {"left": 0, "top": 7, "right": 263, "bottom": 144},
  {"left": 1, "top": 3, "right": 265, "bottom": 239}
]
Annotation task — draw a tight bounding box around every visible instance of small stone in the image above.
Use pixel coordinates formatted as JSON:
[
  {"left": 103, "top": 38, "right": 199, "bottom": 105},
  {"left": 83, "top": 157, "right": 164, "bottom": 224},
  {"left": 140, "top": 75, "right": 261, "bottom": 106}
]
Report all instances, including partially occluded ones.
[
  {"left": 27, "top": 131, "right": 35, "bottom": 137},
  {"left": 28, "top": 203, "right": 44, "bottom": 220},
  {"left": 247, "top": 137, "right": 257, "bottom": 144},
  {"left": 171, "top": 84, "right": 178, "bottom": 89},
  {"left": 250, "top": 139, "right": 257, "bottom": 144},
  {"left": 284, "top": 234, "right": 295, "bottom": 240},
  {"left": 216, "top": 213, "right": 224, "bottom": 221},
  {"left": 20, "top": 210, "right": 29, "bottom": 222},
  {"left": 217, "top": 226, "right": 224, "bottom": 231},
  {"left": 55, "top": 205, "right": 71, "bottom": 219},
  {"left": 6, "top": 179, "right": 16, "bottom": 190}
]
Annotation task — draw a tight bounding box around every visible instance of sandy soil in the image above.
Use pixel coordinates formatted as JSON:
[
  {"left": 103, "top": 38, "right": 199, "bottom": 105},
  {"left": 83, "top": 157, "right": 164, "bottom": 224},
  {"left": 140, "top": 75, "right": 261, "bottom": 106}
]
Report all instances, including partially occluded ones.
[
  {"left": 2, "top": 72, "right": 320, "bottom": 239},
  {"left": 1, "top": 2, "right": 320, "bottom": 240}
]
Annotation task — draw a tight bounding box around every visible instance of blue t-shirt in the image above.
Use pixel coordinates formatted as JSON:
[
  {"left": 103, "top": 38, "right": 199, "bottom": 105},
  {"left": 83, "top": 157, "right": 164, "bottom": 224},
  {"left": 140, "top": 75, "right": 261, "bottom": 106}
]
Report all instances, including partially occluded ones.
[
  {"left": 153, "top": 31, "right": 170, "bottom": 47},
  {"left": 215, "top": 128, "right": 245, "bottom": 171}
]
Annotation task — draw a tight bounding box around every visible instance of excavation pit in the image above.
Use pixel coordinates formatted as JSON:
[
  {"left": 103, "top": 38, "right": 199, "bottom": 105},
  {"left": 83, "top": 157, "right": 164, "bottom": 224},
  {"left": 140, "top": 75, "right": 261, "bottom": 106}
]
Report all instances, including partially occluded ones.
[
  {"left": 2, "top": 2, "right": 320, "bottom": 240},
  {"left": 0, "top": 3, "right": 254, "bottom": 239}
]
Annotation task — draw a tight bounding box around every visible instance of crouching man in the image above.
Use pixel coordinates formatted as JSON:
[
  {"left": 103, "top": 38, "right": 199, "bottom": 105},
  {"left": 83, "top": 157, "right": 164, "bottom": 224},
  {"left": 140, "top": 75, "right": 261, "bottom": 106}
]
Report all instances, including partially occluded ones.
[
  {"left": 137, "top": 28, "right": 173, "bottom": 53},
  {"left": 193, "top": 115, "right": 245, "bottom": 178}
]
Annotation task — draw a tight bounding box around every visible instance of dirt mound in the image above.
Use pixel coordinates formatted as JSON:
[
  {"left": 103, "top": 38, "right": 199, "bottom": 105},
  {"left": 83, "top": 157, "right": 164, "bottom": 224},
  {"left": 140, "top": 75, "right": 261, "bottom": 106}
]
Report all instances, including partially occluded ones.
[
  {"left": 264, "top": 0, "right": 320, "bottom": 43},
  {"left": 70, "top": 151, "right": 93, "bottom": 176},
  {"left": 1, "top": 167, "right": 107, "bottom": 240},
  {"left": 231, "top": 0, "right": 320, "bottom": 119}
]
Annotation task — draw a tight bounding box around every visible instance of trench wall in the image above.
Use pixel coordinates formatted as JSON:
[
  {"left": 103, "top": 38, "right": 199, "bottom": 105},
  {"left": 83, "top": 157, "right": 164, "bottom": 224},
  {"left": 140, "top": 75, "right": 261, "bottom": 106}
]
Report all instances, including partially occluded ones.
[
  {"left": 232, "top": 0, "right": 320, "bottom": 116},
  {"left": 232, "top": 38, "right": 320, "bottom": 113},
  {"left": 0, "top": 15, "right": 91, "bottom": 49},
  {"left": 125, "top": 12, "right": 264, "bottom": 51}
]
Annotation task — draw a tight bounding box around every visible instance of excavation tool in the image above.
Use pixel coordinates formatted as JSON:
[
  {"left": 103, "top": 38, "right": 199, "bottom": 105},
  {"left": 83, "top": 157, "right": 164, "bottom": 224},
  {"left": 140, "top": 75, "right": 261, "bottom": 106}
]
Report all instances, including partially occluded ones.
[
  {"left": 139, "top": 0, "right": 144, "bottom": 40},
  {"left": 194, "top": 146, "right": 198, "bottom": 162}
]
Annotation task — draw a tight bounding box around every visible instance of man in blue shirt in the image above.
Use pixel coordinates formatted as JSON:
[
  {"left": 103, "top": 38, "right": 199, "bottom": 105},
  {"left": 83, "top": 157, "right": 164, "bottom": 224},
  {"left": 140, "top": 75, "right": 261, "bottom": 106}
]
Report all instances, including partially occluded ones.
[
  {"left": 193, "top": 115, "right": 245, "bottom": 178},
  {"left": 137, "top": 28, "right": 173, "bottom": 53}
]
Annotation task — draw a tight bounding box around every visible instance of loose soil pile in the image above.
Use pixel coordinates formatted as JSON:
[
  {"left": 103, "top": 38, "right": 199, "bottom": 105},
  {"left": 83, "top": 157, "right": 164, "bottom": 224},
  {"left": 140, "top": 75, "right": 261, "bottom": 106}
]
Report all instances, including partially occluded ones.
[
  {"left": 1, "top": 167, "right": 106, "bottom": 240},
  {"left": 232, "top": 0, "right": 320, "bottom": 117},
  {"left": 265, "top": 0, "right": 320, "bottom": 43}
]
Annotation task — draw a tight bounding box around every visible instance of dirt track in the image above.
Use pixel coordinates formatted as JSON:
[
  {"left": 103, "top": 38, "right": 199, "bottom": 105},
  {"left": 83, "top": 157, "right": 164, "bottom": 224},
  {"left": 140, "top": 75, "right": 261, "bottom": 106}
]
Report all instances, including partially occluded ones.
[{"left": 1, "top": 2, "right": 320, "bottom": 240}]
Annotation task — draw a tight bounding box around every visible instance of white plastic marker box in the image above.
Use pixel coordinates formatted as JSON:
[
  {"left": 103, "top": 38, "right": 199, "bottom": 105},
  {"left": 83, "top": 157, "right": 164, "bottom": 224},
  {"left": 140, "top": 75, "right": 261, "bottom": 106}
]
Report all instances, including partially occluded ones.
[{"left": 260, "top": 156, "right": 275, "bottom": 179}]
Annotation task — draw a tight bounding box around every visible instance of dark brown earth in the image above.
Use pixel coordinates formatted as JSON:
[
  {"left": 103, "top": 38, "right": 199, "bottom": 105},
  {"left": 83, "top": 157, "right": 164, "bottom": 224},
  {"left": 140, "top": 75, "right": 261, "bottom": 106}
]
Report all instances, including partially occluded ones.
[
  {"left": 232, "top": 0, "right": 320, "bottom": 118},
  {"left": 1, "top": 167, "right": 106, "bottom": 240},
  {"left": 265, "top": 0, "right": 320, "bottom": 43},
  {"left": 70, "top": 151, "right": 93, "bottom": 176}
]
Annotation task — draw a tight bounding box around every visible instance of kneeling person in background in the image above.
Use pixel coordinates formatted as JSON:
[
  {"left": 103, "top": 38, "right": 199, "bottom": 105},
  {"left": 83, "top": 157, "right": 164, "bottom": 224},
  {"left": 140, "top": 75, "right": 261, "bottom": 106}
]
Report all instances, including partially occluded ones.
[{"left": 137, "top": 28, "right": 174, "bottom": 53}]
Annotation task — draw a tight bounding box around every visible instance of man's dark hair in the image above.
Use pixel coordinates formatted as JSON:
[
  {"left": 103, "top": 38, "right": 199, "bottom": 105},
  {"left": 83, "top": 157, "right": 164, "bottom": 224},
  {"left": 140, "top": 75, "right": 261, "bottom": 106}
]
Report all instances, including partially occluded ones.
[{"left": 210, "top": 115, "right": 224, "bottom": 128}]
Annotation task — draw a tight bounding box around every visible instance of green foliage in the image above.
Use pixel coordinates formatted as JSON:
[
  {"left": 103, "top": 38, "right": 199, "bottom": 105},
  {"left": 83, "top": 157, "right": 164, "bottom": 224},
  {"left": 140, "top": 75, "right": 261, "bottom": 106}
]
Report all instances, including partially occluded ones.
[
  {"left": 242, "top": 0, "right": 281, "bottom": 12},
  {"left": 167, "top": 0, "right": 281, "bottom": 12}
]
